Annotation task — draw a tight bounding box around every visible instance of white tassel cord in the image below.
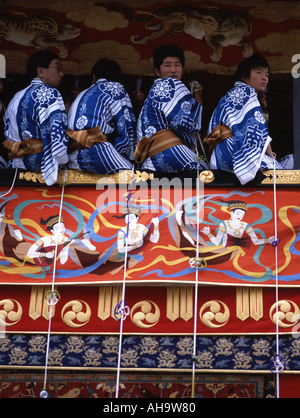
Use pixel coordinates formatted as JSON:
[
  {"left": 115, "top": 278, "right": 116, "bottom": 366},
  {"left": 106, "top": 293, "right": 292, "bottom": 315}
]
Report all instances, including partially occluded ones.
[
  {"left": 40, "top": 169, "right": 67, "bottom": 398},
  {"left": 191, "top": 154, "right": 201, "bottom": 398},
  {"left": 115, "top": 166, "right": 135, "bottom": 399},
  {"left": 272, "top": 160, "right": 283, "bottom": 399},
  {"left": 0, "top": 168, "right": 18, "bottom": 198},
  {"left": 190, "top": 143, "right": 207, "bottom": 398}
]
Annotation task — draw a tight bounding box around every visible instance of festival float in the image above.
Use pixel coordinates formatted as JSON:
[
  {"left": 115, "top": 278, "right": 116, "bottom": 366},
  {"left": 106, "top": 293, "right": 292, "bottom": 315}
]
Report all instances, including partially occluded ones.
[{"left": 0, "top": 0, "right": 299, "bottom": 399}]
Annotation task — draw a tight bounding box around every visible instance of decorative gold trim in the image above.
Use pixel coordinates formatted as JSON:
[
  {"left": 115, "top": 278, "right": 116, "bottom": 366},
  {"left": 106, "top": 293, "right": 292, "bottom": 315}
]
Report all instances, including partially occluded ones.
[
  {"left": 19, "top": 170, "right": 154, "bottom": 185},
  {"left": 17, "top": 169, "right": 300, "bottom": 186},
  {"left": 262, "top": 170, "right": 300, "bottom": 185},
  {"left": 199, "top": 170, "right": 215, "bottom": 184},
  {"left": 29, "top": 286, "right": 56, "bottom": 320},
  {"left": 236, "top": 287, "right": 264, "bottom": 322},
  {"left": 98, "top": 286, "right": 122, "bottom": 322},
  {"left": 166, "top": 287, "right": 194, "bottom": 322},
  {"left": 250, "top": 288, "right": 263, "bottom": 321},
  {"left": 1, "top": 365, "right": 297, "bottom": 374}
]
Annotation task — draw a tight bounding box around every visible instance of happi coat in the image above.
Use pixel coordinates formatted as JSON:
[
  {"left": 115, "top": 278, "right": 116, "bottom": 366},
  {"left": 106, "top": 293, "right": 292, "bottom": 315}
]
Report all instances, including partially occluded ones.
[
  {"left": 208, "top": 81, "right": 286, "bottom": 185},
  {"left": 4, "top": 78, "right": 69, "bottom": 185},
  {"left": 136, "top": 77, "right": 208, "bottom": 172},
  {"left": 67, "top": 79, "right": 136, "bottom": 174},
  {"left": 0, "top": 156, "right": 7, "bottom": 168}
]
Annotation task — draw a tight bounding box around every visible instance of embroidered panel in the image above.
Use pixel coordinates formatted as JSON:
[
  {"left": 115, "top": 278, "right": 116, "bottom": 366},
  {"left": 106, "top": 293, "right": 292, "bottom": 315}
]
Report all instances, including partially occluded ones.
[{"left": 1, "top": 285, "right": 300, "bottom": 335}]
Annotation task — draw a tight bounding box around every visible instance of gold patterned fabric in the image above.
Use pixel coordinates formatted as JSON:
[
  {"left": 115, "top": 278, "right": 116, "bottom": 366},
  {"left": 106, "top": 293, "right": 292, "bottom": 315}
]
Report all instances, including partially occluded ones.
[
  {"left": 134, "top": 129, "right": 183, "bottom": 163},
  {"left": 203, "top": 124, "right": 233, "bottom": 153},
  {"left": 66, "top": 126, "right": 108, "bottom": 153},
  {"left": 3, "top": 138, "right": 44, "bottom": 160}
]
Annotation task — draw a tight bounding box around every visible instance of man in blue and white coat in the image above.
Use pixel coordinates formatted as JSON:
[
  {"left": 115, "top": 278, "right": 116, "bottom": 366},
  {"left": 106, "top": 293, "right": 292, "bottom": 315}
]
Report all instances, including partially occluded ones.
[
  {"left": 207, "top": 54, "right": 293, "bottom": 185},
  {"left": 3, "top": 50, "right": 69, "bottom": 185},
  {"left": 67, "top": 59, "right": 136, "bottom": 174},
  {"left": 135, "top": 45, "right": 208, "bottom": 172}
]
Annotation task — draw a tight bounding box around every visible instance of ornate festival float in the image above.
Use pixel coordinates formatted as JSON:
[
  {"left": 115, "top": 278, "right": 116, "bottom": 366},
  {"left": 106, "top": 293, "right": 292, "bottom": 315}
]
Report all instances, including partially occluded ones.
[{"left": 0, "top": 0, "right": 300, "bottom": 399}]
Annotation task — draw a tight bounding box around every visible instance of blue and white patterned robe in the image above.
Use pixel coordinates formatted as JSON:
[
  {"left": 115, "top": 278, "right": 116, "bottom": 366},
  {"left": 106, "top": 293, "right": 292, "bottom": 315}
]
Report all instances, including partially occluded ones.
[
  {"left": 4, "top": 78, "right": 69, "bottom": 185},
  {"left": 0, "top": 156, "right": 7, "bottom": 168},
  {"left": 208, "top": 81, "right": 287, "bottom": 185},
  {"left": 137, "top": 77, "right": 208, "bottom": 172},
  {"left": 68, "top": 79, "right": 136, "bottom": 174}
]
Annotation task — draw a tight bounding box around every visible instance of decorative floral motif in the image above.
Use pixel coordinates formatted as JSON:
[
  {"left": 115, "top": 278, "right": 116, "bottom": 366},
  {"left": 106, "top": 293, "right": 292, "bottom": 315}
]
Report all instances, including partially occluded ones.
[
  {"left": 100, "top": 82, "right": 126, "bottom": 100},
  {"left": 150, "top": 79, "right": 176, "bottom": 103},
  {"left": 181, "top": 101, "right": 192, "bottom": 114},
  {"left": 31, "top": 85, "right": 56, "bottom": 105},
  {"left": 226, "top": 84, "right": 250, "bottom": 108},
  {"left": 76, "top": 115, "right": 88, "bottom": 130},
  {"left": 254, "top": 111, "right": 266, "bottom": 124}
]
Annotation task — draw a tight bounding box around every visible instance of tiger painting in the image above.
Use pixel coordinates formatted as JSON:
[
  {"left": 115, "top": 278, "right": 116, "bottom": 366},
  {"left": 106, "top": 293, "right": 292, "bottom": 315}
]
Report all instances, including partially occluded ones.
[
  {"left": 129, "top": 5, "right": 253, "bottom": 62},
  {"left": 0, "top": 14, "right": 81, "bottom": 58}
]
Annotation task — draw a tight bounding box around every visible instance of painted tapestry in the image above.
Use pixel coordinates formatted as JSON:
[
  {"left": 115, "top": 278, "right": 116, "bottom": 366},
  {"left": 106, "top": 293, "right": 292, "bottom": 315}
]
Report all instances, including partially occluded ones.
[
  {"left": 0, "top": 185, "right": 299, "bottom": 286},
  {"left": 0, "top": 0, "right": 299, "bottom": 75}
]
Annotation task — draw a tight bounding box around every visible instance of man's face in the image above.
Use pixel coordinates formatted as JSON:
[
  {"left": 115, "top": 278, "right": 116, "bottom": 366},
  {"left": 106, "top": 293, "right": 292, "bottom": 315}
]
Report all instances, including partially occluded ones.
[
  {"left": 38, "top": 59, "right": 64, "bottom": 88},
  {"left": 243, "top": 67, "right": 269, "bottom": 93},
  {"left": 155, "top": 56, "right": 183, "bottom": 80}
]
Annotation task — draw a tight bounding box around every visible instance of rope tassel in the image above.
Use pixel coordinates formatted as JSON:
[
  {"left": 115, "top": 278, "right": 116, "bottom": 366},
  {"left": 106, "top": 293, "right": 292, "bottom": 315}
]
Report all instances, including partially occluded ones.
[
  {"left": 41, "top": 169, "right": 67, "bottom": 398},
  {"left": 272, "top": 160, "right": 283, "bottom": 398}
]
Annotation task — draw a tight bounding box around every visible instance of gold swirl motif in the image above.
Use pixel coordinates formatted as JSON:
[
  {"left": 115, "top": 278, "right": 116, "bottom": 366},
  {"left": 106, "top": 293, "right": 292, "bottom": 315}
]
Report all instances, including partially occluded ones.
[
  {"left": 199, "top": 170, "right": 215, "bottom": 184},
  {"left": 270, "top": 300, "right": 300, "bottom": 328},
  {"left": 130, "top": 300, "right": 160, "bottom": 329},
  {"left": 61, "top": 300, "right": 91, "bottom": 328},
  {"left": 0, "top": 299, "right": 22, "bottom": 326},
  {"left": 199, "top": 300, "right": 229, "bottom": 328}
]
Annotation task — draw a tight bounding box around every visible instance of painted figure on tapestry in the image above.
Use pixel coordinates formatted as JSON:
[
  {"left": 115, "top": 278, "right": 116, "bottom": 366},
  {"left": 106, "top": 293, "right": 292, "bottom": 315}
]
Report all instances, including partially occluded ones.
[
  {"left": 200, "top": 200, "right": 276, "bottom": 248},
  {"left": 184, "top": 200, "right": 276, "bottom": 269},
  {"left": 205, "top": 54, "right": 293, "bottom": 184},
  {"left": 3, "top": 50, "right": 69, "bottom": 186},
  {"left": 27, "top": 215, "right": 96, "bottom": 267},
  {"left": 129, "top": 5, "right": 253, "bottom": 62},
  {"left": 0, "top": 200, "right": 31, "bottom": 265},
  {"left": 174, "top": 196, "right": 277, "bottom": 271},
  {"left": 116, "top": 206, "right": 159, "bottom": 265},
  {"left": 88, "top": 206, "right": 160, "bottom": 276},
  {"left": 135, "top": 44, "right": 208, "bottom": 172},
  {"left": 67, "top": 58, "right": 136, "bottom": 174}
]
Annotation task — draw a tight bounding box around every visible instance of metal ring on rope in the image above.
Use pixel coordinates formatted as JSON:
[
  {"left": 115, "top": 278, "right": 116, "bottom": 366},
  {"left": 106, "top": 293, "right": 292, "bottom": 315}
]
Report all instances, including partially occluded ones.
[
  {"left": 40, "top": 390, "right": 50, "bottom": 398},
  {"left": 270, "top": 354, "right": 286, "bottom": 374},
  {"left": 44, "top": 290, "right": 61, "bottom": 306},
  {"left": 114, "top": 300, "right": 130, "bottom": 321},
  {"left": 193, "top": 257, "right": 207, "bottom": 270}
]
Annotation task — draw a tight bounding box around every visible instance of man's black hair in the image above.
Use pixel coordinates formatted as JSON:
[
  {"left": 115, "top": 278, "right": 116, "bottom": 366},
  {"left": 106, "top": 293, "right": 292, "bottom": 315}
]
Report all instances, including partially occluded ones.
[
  {"left": 153, "top": 44, "right": 185, "bottom": 71},
  {"left": 26, "top": 50, "right": 60, "bottom": 79},
  {"left": 235, "top": 54, "right": 270, "bottom": 82},
  {"left": 92, "top": 59, "right": 122, "bottom": 83}
]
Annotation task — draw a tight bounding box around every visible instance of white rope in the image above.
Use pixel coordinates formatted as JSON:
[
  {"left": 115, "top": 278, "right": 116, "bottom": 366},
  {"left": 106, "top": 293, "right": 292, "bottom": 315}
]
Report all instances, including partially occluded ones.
[
  {"left": 191, "top": 153, "right": 201, "bottom": 398},
  {"left": 272, "top": 159, "right": 281, "bottom": 398},
  {"left": 0, "top": 168, "right": 18, "bottom": 198},
  {"left": 40, "top": 169, "right": 67, "bottom": 398},
  {"left": 115, "top": 166, "right": 135, "bottom": 398}
]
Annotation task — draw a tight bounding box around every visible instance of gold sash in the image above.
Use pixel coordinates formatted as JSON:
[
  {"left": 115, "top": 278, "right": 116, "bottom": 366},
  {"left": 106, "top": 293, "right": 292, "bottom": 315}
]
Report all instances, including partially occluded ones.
[
  {"left": 66, "top": 126, "right": 108, "bottom": 153},
  {"left": 134, "top": 129, "right": 183, "bottom": 164},
  {"left": 3, "top": 138, "right": 44, "bottom": 160},
  {"left": 203, "top": 124, "right": 233, "bottom": 153}
]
